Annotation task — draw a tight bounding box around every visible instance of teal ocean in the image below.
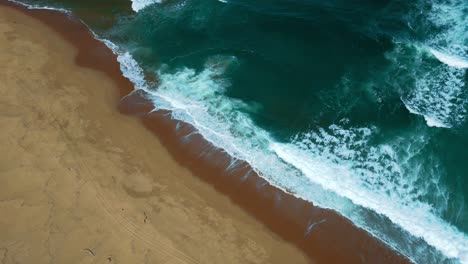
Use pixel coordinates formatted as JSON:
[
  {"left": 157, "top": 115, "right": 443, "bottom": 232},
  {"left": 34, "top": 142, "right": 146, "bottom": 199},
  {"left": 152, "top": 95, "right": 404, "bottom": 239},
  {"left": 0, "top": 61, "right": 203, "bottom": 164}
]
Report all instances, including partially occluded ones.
[{"left": 14, "top": 0, "right": 468, "bottom": 263}]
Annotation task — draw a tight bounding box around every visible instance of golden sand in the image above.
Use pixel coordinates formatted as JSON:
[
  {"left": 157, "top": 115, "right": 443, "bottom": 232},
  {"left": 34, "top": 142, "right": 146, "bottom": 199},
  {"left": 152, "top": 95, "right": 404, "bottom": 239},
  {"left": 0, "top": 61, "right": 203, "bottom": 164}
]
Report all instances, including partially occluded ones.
[{"left": 0, "top": 6, "right": 310, "bottom": 264}]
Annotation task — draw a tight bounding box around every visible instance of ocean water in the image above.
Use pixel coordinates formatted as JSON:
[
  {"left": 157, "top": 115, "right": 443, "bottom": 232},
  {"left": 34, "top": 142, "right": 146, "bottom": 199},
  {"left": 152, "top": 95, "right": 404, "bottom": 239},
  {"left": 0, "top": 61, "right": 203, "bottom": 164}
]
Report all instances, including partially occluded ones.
[{"left": 13, "top": 0, "right": 468, "bottom": 263}]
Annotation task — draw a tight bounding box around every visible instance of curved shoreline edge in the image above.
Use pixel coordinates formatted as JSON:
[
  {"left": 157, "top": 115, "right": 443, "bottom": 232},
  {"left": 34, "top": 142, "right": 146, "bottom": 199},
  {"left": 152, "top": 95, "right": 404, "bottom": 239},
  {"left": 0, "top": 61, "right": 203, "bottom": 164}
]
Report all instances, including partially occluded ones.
[{"left": 0, "top": 1, "right": 413, "bottom": 263}]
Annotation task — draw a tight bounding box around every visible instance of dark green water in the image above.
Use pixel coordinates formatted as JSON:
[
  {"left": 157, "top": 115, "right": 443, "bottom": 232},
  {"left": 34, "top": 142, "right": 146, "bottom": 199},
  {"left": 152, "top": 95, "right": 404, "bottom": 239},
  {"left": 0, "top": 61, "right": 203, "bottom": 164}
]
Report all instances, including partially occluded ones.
[{"left": 16, "top": 0, "right": 468, "bottom": 262}]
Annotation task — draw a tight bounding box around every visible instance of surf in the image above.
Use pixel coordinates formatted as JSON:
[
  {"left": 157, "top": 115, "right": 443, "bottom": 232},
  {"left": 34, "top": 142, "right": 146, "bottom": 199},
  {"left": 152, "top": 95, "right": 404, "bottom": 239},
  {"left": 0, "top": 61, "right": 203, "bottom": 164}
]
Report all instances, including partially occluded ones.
[
  {"left": 82, "top": 1, "right": 468, "bottom": 262},
  {"left": 8, "top": 0, "right": 468, "bottom": 263},
  {"left": 397, "top": 0, "right": 468, "bottom": 129},
  {"left": 109, "top": 45, "right": 468, "bottom": 262}
]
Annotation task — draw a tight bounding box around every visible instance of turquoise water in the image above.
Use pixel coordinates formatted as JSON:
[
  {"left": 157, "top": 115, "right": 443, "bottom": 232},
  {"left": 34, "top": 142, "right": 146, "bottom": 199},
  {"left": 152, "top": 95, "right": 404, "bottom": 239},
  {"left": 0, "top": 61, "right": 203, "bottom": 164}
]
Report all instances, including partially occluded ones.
[{"left": 15, "top": 0, "right": 468, "bottom": 262}]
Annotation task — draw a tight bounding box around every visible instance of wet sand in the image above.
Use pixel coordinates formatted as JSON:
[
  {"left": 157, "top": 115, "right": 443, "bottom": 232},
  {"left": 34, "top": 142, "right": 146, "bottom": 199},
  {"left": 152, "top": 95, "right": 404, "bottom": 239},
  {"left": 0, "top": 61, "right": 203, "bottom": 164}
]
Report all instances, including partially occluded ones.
[
  {"left": 0, "top": 3, "right": 310, "bottom": 264},
  {"left": 0, "top": 1, "right": 412, "bottom": 264}
]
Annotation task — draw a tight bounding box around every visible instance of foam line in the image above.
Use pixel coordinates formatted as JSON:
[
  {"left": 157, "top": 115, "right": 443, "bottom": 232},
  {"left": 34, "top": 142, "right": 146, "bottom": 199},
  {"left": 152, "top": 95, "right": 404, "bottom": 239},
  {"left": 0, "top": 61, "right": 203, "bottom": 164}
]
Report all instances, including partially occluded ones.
[
  {"left": 107, "top": 49, "right": 468, "bottom": 263},
  {"left": 7, "top": 0, "right": 69, "bottom": 12}
]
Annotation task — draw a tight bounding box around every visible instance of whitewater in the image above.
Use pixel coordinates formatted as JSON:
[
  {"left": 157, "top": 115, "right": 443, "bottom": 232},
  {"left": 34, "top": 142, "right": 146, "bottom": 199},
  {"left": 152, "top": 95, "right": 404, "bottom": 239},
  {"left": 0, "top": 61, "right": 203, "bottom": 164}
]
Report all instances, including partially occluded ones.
[
  {"left": 110, "top": 47, "right": 468, "bottom": 263},
  {"left": 118, "top": 1, "right": 468, "bottom": 262},
  {"left": 130, "top": 0, "right": 161, "bottom": 12},
  {"left": 11, "top": 0, "right": 468, "bottom": 263},
  {"left": 400, "top": 0, "right": 467, "bottom": 129}
]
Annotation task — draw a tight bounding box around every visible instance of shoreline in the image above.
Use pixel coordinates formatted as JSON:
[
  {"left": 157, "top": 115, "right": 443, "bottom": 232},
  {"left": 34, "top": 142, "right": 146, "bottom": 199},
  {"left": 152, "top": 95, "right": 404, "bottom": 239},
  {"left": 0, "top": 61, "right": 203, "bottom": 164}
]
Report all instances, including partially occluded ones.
[
  {"left": 0, "top": 3, "right": 311, "bottom": 263},
  {"left": 0, "top": 1, "right": 412, "bottom": 263}
]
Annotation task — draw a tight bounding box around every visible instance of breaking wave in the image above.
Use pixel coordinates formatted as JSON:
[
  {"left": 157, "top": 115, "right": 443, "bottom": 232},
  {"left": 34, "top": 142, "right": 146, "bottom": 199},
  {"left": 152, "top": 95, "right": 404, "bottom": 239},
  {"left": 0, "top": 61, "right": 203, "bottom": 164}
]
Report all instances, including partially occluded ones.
[
  {"left": 7, "top": 0, "right": 468, "bottom": 263},
  {"left": 130, "top": 0, "right": 162, "bottom": 12},
  {"left": 397, "top": 0, "right": 467, "bottom": 128},
  {"left": 108, "top": 44, "right": 468, "bottom": 262}
]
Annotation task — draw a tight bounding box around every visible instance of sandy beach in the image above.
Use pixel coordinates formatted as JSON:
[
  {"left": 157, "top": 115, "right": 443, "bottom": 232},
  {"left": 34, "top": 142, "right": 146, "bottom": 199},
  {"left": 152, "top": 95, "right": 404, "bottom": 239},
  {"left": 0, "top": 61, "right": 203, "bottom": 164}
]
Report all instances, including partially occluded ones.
[
  {"left": 0, "top": 5, "right": 311, "bottom": 264},
  {"left": 0, "top": 0, "right": 419, "bottom": 263}
]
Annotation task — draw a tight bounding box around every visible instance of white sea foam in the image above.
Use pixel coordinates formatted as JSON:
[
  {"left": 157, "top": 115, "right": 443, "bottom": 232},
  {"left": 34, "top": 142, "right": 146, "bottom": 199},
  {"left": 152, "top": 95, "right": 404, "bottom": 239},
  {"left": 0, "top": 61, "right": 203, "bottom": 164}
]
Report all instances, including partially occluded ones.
[
  {"left": 426, "top": 0, "right": 468, "bottom": 64},
  {"left": 7, "top": 0, "right": 69, "bottom": 13},
  {"left": 401, "top": 0, "right": 468, "bottom": 129},
  {"left": 9, "top": 0, "right": 161, "bottom": 13},
  {"left": 430, "top": 49, "right": 468, "bottom": 69},
  {"left": 400, "top": 48, "right": 467, "bottom": 129},
  {"left": 130, "top": 0, "right": 162, "bottom": 12},
  {"left": 107, "top": 49, "right": 468, "bottom": 262},
  {"left": 10, "top": 0, "right": 467, "bottom": 261},
  {"left": 424, "top": 116, "right": 447, "bottom": 128},
  {"left": 272, "top": 128, "right": 468, "bottom": 262},
  {"left": 403, "top": 99, "right": 450, "bottom": 128},
  {"left": 86, "top": 0, "right": 468, "bottom": 261}
]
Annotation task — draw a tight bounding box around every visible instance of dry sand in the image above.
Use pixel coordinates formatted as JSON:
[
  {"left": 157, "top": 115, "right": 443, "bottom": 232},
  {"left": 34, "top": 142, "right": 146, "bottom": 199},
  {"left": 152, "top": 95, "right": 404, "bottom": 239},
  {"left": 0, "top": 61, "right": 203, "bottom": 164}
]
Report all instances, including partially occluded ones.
[{"left": 0, "top": 6, "right": 310, "bottom": 264}]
